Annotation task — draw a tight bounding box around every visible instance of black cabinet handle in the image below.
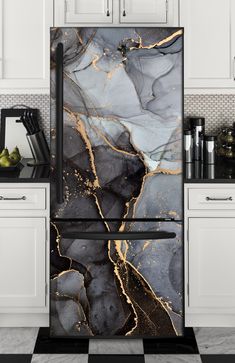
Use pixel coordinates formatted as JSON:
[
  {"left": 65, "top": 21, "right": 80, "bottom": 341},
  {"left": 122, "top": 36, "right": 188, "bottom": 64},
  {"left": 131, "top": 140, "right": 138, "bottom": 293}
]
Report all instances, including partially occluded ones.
[
  {"left": 61, "top": 231, "right": 176, "bottom": 240},
  {"left": 122, "top": 0, "right": 126, "bottom": 16},
  {"left": 206, "top": 196, "right": 233, "bottom": 201},
  {"left": 106, "top": 0, "right": 110, "bottom": 16},
  {"left": 0, "top": 196, "right": 26, "bottom": 201},
  {"left": 56, "top": 43, "right": 64, "bottom": 204}
]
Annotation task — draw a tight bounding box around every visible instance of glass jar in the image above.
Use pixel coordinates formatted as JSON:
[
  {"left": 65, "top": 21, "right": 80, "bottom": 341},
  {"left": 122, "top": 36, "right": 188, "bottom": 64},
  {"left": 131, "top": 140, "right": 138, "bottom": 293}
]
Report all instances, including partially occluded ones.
[
  {"left": 218, "top": 127, "right": 234, "bottom": 145},
  {"left": 225, "top": 145, "right": 233, "bottom": 159}
]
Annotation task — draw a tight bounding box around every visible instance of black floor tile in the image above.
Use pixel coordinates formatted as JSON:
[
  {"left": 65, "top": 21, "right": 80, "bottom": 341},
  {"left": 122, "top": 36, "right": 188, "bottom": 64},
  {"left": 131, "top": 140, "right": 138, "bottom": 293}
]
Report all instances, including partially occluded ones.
[
  {"left": 201, "top": 355, "right": 235, "bottom": 363},
  {"left": 0, "top": 355, "right": 32, "bottom": 363},
  {"left": 88, "top": 355, "right": 145, "bottom": 363},
  {"left": 33, "top": 328, "right": 89, "bottom": 354},
  {"left": 143, "top": 328, "right": 199, "bottom": 354}
]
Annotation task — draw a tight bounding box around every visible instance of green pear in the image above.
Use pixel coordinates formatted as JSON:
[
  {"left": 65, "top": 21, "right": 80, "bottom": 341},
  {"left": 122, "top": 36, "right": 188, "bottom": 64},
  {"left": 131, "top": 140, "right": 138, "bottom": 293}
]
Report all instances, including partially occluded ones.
[
  {"left": 9, "top": 146, "right": 21, "bottom": 164},
  {"left": 0, "top": 148, "right": 9, "bottom": 158},
  {"left": 12, "top": 146, "right": 20, "bottom": 155},
  {"left": 0, "top": 156, "right": 14, "bottom": 167},
  {"left": 9, "top": 153, "right": 21, "bottom": 164}
]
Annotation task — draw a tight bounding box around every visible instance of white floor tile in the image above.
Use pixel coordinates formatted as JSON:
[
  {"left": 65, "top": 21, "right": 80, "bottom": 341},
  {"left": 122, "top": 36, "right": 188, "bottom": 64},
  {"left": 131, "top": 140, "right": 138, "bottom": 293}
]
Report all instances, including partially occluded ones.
[
  {"left": 31, "top": 354, "right": 88, "bottom": 363},
  {"left": 89, "top": 339, "right": 144, "bottom": 354},
  {"left": 194, "top": 327, "right": 235, "bottom": 354},
  {"left": 0, "top": 327, "right": 38, "bottom": 354},
  {"left": 144, "top": 355, "right": 202, "bottom": 363}
]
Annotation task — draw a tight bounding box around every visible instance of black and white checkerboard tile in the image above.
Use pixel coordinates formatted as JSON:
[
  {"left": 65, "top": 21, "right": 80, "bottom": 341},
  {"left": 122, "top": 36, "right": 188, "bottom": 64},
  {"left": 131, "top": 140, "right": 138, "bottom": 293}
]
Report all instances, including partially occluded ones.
[{"left": 1, "top": 327, "right": 235, "bottom": 363}]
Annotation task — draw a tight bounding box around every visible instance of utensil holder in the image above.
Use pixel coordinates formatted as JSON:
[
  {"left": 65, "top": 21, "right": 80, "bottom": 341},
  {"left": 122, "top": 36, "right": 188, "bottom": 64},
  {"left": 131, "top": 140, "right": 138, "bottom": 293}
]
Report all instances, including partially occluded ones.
[{"left": 26, "top": 130, "right": 50, "bottom": 166}]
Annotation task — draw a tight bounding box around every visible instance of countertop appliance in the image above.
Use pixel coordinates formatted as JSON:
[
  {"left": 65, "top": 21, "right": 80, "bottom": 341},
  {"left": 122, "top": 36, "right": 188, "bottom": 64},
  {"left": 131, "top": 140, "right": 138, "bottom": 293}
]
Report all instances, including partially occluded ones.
[{"left": 50, "top": 27, "right": 183, "bottom": 338}]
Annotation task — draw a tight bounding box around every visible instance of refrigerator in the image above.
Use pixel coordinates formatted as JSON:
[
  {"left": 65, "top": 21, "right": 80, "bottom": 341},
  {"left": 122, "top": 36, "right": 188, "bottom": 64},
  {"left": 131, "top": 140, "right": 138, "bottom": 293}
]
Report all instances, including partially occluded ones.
[{"left": 50, "top": 27, "right": 184, "bottom": 338}]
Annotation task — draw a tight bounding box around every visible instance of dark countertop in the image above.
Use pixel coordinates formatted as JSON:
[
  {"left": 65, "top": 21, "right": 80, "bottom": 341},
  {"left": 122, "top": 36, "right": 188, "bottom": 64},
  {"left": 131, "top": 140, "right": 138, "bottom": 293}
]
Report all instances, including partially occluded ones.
[
  {"left": 0, "top": 159, "right": 50, "bottom": 183},
  {"left": 0, "top": 157, "right": 233, "bottom": 184},
  {"left": 184, "top": 158, "right": 235, "bottom": 183}
]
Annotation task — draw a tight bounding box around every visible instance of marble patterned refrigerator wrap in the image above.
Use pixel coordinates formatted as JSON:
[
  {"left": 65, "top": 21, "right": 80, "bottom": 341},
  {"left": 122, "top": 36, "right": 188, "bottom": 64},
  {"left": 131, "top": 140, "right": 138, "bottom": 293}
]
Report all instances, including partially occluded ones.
[{"left": 50, "top": 27, "right": 183, "bottom": 337}]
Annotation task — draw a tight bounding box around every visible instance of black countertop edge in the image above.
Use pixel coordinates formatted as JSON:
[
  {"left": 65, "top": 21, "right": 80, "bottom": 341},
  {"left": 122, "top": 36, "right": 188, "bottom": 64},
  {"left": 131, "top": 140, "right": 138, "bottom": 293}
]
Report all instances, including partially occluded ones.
[
  {"left": 0, "top": 177, "right": 50, "bottom": 183},
  {"left": 184, "top": 178, "right": 235, "bottom": 184}
]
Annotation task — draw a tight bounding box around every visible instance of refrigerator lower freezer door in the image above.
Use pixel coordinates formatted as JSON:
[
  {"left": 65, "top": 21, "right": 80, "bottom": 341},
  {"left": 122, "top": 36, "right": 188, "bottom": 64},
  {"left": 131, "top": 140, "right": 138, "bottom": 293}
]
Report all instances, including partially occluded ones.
[{"left": 50, "top": 221, "right": 183, "bottom": 337}]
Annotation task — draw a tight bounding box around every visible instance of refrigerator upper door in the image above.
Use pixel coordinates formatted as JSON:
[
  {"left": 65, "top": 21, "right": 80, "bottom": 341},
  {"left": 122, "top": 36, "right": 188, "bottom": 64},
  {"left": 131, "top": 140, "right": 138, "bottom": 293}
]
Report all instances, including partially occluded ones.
[
  {"left": 50, "top": 28, "right": 183, "bottom": 220},
  {"left": 50, "top": 220, "right": 183, "bottom": 337}
]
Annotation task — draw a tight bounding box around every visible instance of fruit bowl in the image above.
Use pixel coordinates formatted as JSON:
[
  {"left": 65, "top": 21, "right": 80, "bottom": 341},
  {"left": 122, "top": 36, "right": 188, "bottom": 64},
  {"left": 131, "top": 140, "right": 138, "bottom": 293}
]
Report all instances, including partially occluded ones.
[{"left": 0, "top": 160, "right": 23, "bottom": 171}]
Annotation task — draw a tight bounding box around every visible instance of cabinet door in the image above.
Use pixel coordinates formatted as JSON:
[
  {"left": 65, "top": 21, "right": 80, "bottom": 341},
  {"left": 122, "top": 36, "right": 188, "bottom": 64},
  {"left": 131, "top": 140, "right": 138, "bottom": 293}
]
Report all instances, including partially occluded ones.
[
  {"left": 180, "top": 0, "right": 235, "bottom": 90},
  {"left": 188, "top": 218, "right": 235, "bottom": 308},
  {"left": 0, "top": 0, "right": 53, "bottom": 93},
  {"left": 0, "top": 218, "right": 46, "bottom": 308},
  {"left": 120, "top": 0, "right": 167, "bottom": 23},
  {"left": 55, "top": 0, "right": 113, "bottom": 25}
]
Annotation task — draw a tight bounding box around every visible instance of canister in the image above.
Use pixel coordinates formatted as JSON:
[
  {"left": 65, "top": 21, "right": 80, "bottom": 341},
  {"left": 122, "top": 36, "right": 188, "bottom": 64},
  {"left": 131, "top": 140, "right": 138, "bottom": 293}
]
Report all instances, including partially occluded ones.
[
  {"left": 184, "top": 129, "right": 193, "bottom": 163},
  {"left": 205, "top": 135, "right": 216, "bottom": 164},
  {"left": 190, "top": 117, "right": 205, "bottom": 160}
]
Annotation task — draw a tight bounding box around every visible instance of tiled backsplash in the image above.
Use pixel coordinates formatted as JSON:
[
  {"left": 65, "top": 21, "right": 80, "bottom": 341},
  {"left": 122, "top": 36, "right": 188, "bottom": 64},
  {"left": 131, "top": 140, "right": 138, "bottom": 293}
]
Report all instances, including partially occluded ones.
[
  {"left": 185, "top": 94, "right": 235, "bottom": 134},
  {"left": 0, "top": 94, "right": 235, "bottom": 142},
  {"left": 0, "top": 94, "right": 50, "bottom": 142}
]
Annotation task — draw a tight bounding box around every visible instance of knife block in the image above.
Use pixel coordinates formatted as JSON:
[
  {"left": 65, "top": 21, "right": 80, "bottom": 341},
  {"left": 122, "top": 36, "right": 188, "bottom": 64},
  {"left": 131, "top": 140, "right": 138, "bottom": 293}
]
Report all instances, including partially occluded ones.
[{"left": 26, "top": 130, "right": 50, "bottom": 166}]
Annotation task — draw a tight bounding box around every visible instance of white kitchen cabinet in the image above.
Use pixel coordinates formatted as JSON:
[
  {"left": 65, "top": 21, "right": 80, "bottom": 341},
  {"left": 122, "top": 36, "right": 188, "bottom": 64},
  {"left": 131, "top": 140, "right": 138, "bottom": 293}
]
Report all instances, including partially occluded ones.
[
  {"left": 185, "top": 184, "right": 235, "bottom": 327},
  {"left": 55, "top": 0, "right": 113, "bottom": 24},
  {"left": 180, "top": 0, "right": 235, "bottom": 93},
  {"left": 0, "top": 0, "right": 53, "bottom": 94},
  {"left": 54, "top": 0, "right": 179, "bottom": 26},
  {"left": 0, "top": 183, "right": 50, "bottom": 327},
  {"left": 188, "top": 218, "right": 235, "bottom": 309},
  {"left": 120, "top": 0, "right": 167, "bottom": 23},
  {"left": 0, "top": 218, "right": 46, "bottom": 308}
]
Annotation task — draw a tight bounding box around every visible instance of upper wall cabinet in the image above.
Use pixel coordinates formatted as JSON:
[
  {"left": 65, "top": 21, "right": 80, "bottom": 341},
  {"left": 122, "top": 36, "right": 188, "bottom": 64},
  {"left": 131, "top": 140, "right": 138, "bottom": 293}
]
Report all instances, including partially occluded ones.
[
  {"left": 57, "top": 0, "right": 113, "bottom": 24},
  {"left": 180, "top": 0, "right": 235, "bottom": 93},
  {"left": 120, "top": 0, "right": 167, "bottom": 23},
  {"left": 54, "top": 0, "right": 179, "bottom": 26},
  {"left": 0, "top": 0, "right": 53, "bottom": 94}
]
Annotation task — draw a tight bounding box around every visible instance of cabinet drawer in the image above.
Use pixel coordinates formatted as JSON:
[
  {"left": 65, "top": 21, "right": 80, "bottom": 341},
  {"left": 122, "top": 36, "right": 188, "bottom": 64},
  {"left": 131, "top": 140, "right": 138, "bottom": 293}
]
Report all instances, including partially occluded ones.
[
  {"left": 0, "top": 188, "right": 46, "bottom": 210},
  {"left": 188, "top": 188, "right": 235, "bottom": 210}
]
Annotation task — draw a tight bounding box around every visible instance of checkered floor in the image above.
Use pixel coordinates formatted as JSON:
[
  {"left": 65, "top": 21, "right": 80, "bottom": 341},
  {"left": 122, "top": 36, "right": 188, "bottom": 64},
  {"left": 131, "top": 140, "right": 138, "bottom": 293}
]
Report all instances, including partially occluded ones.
[{"left": 1, "top": 327, "right": 235, "bottom": 362}]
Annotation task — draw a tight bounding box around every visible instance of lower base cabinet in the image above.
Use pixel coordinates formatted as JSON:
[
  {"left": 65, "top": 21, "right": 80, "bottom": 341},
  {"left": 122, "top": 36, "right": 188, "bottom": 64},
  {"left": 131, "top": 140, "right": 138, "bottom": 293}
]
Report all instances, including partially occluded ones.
[
  {"left": 0, "top": 218, "right": 46, "bottom": 309},
  {"left": 185, "top": 184, "right": 235, "bottom": 327},
  {"left": 188, "top": 218, "right": 235, "bottom": 309},
  {"left": 0, "top": 183, "right": 49, "bottom": 327}
]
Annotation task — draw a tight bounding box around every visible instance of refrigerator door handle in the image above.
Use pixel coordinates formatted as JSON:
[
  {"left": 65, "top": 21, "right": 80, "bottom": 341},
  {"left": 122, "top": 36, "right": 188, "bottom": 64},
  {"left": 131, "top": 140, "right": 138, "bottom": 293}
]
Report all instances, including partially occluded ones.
[
  {"left": 61, "top": 231, "right": 176, "bottom": 240},
  {"left": 56, "top": 42, "right": 64, "bottom": 204}
]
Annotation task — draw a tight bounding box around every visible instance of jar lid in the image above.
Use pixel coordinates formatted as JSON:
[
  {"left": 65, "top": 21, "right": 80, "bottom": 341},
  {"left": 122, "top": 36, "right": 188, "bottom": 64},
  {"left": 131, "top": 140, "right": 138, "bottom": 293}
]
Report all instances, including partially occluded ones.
[
  {"left": 184, "top": 129, "right": 193, "bottom": 135},
  {"left": 205, "top": 135, "right": 217, "bottom": 141},
  {"left": 189, "top": 117, "right": 205, "bottom": 126}
]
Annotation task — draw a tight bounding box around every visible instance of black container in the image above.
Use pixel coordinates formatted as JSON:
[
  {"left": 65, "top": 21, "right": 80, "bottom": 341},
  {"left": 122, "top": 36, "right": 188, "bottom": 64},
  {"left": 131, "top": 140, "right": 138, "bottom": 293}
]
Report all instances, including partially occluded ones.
[
  {"left": 184, "top": 129, "right": 193, "bottom": 162},
  {"left": 189, "top": 117, "right": 205, "bottom": 161},
  {"left": 205, "top": 135, "right": 216, "bottom": 164}
]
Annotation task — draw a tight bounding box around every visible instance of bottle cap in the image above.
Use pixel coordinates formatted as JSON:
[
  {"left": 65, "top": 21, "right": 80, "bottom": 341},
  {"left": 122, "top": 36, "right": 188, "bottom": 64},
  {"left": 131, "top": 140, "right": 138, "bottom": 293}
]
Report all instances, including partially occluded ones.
[
  {"left": 184, "top": 129, "right": 193, "bottom": 135},
  {"left": 205, "top": 135, "right": 217, "bottom": 141},
  {"left": 189, "top": 117, "right": 205, "bottom": 126}
]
